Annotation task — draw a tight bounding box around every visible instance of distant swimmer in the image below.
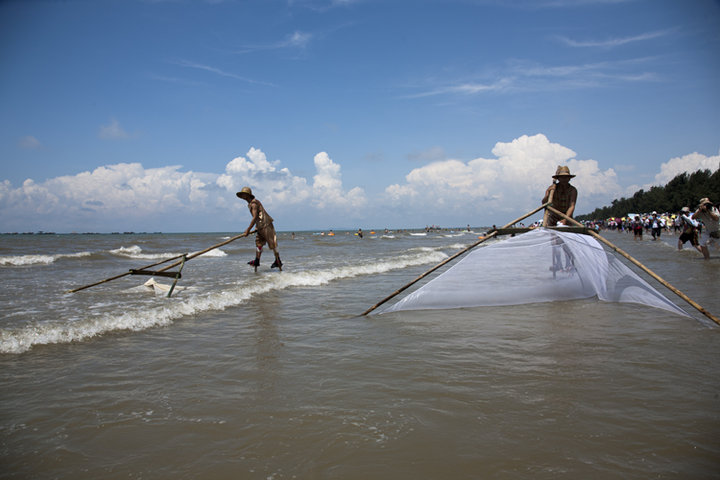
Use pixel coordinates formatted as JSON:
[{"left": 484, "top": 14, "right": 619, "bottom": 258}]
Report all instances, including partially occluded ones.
[
  {"left": 542, "top": 166, "right": 577, "bottom": 226},
  {"left": 357, "top": 228, "right": 363, "bottom": 238},
  {"left": 236, "top": 187, "right": 282, "bottom": 272}
]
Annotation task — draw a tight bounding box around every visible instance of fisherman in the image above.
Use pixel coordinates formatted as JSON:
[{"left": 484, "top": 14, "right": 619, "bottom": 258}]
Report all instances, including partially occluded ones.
[
  {"left": 236, "top": 187, "right": 282, "bottom": 271},
  {"left": 677, "top": 207, "right": 701, "bottom": 253},
  {"left": 542, "top": 166, "right": 578, "bottom": 226},
  {"left": 693, "top": 197, "right": 720, "bottom": 260}
]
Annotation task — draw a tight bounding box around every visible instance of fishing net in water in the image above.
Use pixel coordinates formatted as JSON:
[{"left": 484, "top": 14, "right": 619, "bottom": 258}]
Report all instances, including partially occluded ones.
[{"left": 374, "top": 228, "right": 688, "bottom": 317}]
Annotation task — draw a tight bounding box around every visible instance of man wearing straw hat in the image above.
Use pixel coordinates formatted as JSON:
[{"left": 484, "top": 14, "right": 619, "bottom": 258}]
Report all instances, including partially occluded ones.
[
  {"left": 542, "top": 166, "right": 578, "bottom": 227},
  {"left": 237, "top": 187, "right": 283, "bottom": 271},
  {"left": 693, "top": 197, "right": 719, "bottom": 260}
]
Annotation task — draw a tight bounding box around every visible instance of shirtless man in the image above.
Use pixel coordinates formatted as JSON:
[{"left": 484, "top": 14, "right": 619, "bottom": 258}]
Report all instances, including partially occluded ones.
[
  {"left": 236, "top": 187, "right": 282, "bottom": 271},
  {"left": 542, "top": 166, "right": 578, "bottom": 226}
]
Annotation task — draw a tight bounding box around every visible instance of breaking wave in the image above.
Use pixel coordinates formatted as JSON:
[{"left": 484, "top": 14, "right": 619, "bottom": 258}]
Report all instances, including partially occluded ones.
[
  {"left": 0, "top": 249, "right": 448, "bottom": 354},
  {"left": 0, "top": 251, "right": 93, "bottom": 266}
]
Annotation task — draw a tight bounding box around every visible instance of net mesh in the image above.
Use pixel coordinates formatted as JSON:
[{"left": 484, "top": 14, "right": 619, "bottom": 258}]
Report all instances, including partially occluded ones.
[{"left": 374, "top": 228, "right": 688, "bottom": 317}]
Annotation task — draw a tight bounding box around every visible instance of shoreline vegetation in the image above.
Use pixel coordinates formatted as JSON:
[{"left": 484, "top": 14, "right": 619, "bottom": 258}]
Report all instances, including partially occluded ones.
[{"left": 577, "top": 167, "right": 720, "bottom": 222}]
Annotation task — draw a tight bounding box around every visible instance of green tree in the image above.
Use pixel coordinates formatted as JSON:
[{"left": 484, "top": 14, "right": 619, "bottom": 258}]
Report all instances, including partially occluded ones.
[{"left": 577, "top": 166, "right": 720, "bottom": 220}]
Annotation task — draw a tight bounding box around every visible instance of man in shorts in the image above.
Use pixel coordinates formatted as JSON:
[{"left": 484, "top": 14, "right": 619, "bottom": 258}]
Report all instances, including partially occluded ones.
[
  {"left": 677, "top": 207, "right": 701, "bottom": 253},
  {"left": 237, "top": 187, "right": 283, "bottom": 271},
  {"left": 694, "top": 197, "right": 720, "bottom": 260}
]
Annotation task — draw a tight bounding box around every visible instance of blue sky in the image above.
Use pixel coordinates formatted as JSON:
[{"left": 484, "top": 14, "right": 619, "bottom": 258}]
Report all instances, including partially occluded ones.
[{"left": 1, "top": 0, "right": 719, "bottom": 233}]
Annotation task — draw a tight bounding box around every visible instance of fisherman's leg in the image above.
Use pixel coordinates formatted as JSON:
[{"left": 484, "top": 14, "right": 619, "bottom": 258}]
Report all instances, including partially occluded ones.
[
  {"left": 267, "top": 231, "right": 282, "bottom": 270},
  {"left": 248, "top": 236, "right": 265, "bottom": 270}
]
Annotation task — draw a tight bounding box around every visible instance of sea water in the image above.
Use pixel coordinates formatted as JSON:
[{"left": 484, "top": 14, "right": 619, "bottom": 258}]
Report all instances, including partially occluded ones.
[{"left": 1, "top": 229, "right": 718, "bottom": 479}]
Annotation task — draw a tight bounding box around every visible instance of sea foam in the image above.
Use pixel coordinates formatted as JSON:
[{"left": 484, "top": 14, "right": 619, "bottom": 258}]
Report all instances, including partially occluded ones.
[{"left": 0, "top": 249, "right": 448, "bottom": 354}]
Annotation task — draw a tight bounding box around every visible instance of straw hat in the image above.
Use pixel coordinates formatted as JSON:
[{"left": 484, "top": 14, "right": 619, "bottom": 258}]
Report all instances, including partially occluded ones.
[
  {"left": 698, "top": 197, "right": 712, "bottom": 207},
  {"left": 552, "top": 165, "right": 575, "bottom": 178},
  {"left": 236, "top": 186, "right": 255, "bottom": 201},
  {"left": 681, "top": 207, "right": 691, "bottom": 213}
]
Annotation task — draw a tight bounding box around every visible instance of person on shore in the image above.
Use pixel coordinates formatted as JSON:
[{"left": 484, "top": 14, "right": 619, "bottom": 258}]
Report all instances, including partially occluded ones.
[
  {"left": 677, "top": 207, "right": 701, "bottom": 253},
  {"left": 542, "top": 166, "right": 578, "bottom": 226},
  {"left": 693, "top": 197, "right": 720, "bottom": 260},
  {"left": 236, "top": 186, "right": 282, "bottom": 271}
]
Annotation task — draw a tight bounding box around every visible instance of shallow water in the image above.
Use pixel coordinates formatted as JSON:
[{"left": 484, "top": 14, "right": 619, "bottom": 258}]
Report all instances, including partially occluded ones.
[{"left": 1, "top": 229, "right": 719, "bottom": 479}]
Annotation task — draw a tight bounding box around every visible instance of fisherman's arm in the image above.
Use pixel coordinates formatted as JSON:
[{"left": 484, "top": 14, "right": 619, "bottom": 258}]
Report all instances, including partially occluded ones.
[{"left": 542, "top": 184, "right": 555, "bottom": 204}]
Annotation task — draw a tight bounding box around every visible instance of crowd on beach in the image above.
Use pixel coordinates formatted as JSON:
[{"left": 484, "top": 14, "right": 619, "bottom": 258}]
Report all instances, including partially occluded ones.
[{"left": 576, "top": 198, "right": 720, "bottom": 260}]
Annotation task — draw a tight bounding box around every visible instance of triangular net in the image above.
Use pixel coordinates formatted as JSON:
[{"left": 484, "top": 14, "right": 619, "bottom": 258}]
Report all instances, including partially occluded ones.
[{"left": 374, "top": 228, "right": 688, "bottom": 317}]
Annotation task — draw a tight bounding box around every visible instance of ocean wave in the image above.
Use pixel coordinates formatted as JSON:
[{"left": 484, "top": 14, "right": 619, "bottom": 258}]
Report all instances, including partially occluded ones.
[
  {"left": 0, "top": 249, "right": 448, "bottom": 354},
  {"left": 192, "top": 248, "right": 227, "bottom": 258},
  {"left": 110, "top": 245, "right": 226, "bottom": 260},
  {"left": 110, "top": 245, "right": 184, "bottom": 260},
  {"left": 0, "top": 251, "right": 92, "bottom": 266}
]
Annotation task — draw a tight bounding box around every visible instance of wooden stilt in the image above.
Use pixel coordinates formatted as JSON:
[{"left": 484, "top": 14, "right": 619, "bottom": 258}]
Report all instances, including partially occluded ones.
[
  {"left": 361, "top": 202, "right": 551, "bottom": 316},
  {"left": 167, "top": 255, "right": 187, "bottom": 298},
  {"left": 546, "top": 205, "right": 720, "bottom": 326}
]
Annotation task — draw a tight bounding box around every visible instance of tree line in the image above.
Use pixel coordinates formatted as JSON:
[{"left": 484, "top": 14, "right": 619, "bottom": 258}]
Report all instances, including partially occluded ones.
[{"left": 577, "top": 167, "right": 720, "bottom": 220}]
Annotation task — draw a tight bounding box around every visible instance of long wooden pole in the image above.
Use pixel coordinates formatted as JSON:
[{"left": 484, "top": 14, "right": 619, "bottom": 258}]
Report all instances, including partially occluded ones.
[
  {"left": 546, "top": 205, "right": 720, "bottom": 326},
  {"left": 542, "top": 185, "right": 554, "bottom": 227},
  {"left": 67, "top": 230, "right": 255, "bottom": 294},
  {"left": 361, "top": 202, "right": 551, "bottom": 316},
  {"left": 154, "top": 230, "right": 255, "bottom": 273}
]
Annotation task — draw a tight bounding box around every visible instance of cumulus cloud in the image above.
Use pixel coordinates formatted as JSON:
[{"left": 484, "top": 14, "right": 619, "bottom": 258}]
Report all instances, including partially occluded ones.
[
  {"left": 216, "top": 148, "right": 365, "bottom": 210},
  {"left": 2, "top": 137, "right": 716, "bottom": 232},
  {"left": 652, "top": 150, "right": 720, "bottom": 186},
  {"left": 311, "top": 152, "right": 366, "bottom": 209},
  {"left": 0, "top": 147, "right": 365, "bottom": 231},
  {"left": 385, "top": 133, "right": 621, "bottom": 220}
]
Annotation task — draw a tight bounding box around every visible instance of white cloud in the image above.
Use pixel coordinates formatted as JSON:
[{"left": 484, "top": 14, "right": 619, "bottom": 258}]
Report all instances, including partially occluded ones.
[
  {"left": 0, "top": 147, "right": 365, "bottom": 231},
  {"left": 311, "top": 152, "right": 367, "bottom": 209},
  {"left": 653, "top": 150, "right": 720, "bottom": 186},
  {"left": 385, "top": 134, "right": 621, "bottom": 220},
  {"left": 18, "top": 135, "right": 41, "bottom": 149},
  {"left": 2, "top": 138, "right": 716, "bottom": 232},
  {"left": 216, "top": 148, "right": 365, "bottom": 210},
  {"left": 557, "top": 29, "right": 674, "bottom": 49},
  {"left": 98, "top": 119, "right": 130, "bottom": 140},
  {"left": 173, "top": 59, "right": 274, "bottom": 86}
]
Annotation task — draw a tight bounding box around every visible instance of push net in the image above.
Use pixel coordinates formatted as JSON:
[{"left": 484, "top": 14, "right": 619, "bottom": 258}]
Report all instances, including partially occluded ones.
[{"left": 374, "top": 228, "right": 688, "bottom": 317}]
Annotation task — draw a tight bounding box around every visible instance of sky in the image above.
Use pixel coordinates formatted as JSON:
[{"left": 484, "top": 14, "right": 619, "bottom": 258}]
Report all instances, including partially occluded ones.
[{"left": 1, "top": 0, "right": 719, "bottom": 233}]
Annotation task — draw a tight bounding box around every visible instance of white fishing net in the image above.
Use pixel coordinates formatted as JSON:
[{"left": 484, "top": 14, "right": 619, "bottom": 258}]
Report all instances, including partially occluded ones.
[{"left": 375, "top": 228, "right": 689, "bottom": 317}]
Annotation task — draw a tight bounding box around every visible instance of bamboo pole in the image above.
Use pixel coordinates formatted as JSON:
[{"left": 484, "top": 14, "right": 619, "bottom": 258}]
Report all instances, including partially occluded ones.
[
  {"left": 546, "top": 205, "right": 720, "bottom": 326},
  {"left": 542, "top": 185, "right": 554, "bottom": 227},
  {"left": 361, "top": 202, "right": 551, "bottom": 316},
  {"left": 154, "top": 230, "right": 255, "bottom": 273},
  {"left": 67, "top": 230, "right": 256, "bottom": 294}
]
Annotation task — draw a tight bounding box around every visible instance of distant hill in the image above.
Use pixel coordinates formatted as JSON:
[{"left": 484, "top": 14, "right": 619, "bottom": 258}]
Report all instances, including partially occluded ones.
[{"left": 577, "top": 167, "right": 720, "bottom": 220}]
